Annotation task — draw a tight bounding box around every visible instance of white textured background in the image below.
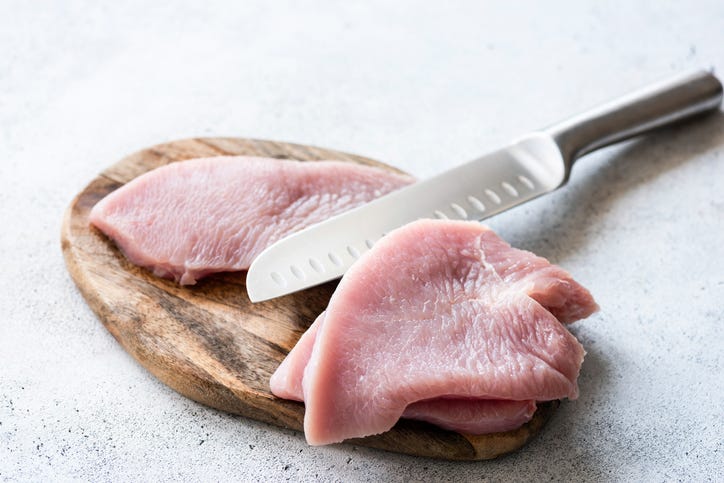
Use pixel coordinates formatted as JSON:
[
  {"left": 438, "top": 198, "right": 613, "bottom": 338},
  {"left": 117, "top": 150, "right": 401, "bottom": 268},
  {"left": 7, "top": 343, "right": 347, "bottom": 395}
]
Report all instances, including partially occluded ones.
[{"left": 2, "top": 1, "right": 723, "bottom": 481}]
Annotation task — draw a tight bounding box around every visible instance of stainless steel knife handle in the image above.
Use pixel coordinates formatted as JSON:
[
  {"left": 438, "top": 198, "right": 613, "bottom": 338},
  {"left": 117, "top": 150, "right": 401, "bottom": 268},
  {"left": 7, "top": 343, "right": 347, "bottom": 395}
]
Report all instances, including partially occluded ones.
[{"left": 544, "top": 69, "right": 723, "bottom": 174}]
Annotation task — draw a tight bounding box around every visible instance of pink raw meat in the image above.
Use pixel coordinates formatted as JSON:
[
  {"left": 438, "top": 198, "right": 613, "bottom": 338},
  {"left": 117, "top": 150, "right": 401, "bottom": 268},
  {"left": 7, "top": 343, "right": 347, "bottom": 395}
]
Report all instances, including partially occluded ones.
[
  {"left": 89, "top": 156, "right": 413, "bottom": 284},
  {"left": 402, "top": 398, "right": 538, "bottom": 434},
  {"left": 297, "top": 219, "right": 597, "bottom": 445},
  {"left": 270, "top": 313, "right": 538, "bottom": 434}
]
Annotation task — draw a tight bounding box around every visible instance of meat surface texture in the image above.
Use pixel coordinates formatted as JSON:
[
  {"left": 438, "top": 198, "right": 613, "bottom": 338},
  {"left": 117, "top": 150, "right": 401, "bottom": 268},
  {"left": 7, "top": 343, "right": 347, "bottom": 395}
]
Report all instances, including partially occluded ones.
[
  {"left": 275, "top": 219, "right": 597, "bottom": 445},
  {"left": 89, "top": 156, "right": 414, "bottom": 284},
  {"left": 270, "top": 313, "right": 538, "bottom": 434}
]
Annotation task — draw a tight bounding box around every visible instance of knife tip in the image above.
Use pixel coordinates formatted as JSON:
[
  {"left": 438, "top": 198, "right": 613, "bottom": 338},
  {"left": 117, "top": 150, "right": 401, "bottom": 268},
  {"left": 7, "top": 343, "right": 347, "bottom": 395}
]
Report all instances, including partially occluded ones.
[{"left": 245, "top": 260, "right": 269, "bottom": 303}]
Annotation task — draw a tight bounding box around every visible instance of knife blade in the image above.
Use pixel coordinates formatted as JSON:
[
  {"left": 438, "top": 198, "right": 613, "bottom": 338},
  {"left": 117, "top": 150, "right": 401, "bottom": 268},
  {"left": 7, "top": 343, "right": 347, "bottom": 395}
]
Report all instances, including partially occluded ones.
[{"left": 246, "top": 69, "right": 722, "bottom": 302}]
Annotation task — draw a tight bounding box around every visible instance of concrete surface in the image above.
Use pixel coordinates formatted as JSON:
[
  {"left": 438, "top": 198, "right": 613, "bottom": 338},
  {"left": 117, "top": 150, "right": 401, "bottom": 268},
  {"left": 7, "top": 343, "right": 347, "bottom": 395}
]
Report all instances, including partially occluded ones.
[{"left": 1, "top": 1, "right": 723, "bottom": 481}]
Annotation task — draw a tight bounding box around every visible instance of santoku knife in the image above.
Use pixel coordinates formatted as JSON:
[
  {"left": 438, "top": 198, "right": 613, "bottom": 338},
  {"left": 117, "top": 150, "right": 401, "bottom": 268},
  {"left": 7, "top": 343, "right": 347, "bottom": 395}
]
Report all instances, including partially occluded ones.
[{"left": 247, "top": 69, "right": 722, "bottom": 302}]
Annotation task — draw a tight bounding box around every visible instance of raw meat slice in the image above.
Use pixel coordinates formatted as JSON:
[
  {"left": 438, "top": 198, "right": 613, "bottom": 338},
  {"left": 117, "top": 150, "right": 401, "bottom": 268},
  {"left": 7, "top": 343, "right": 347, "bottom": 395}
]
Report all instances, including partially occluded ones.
[
  {"left": 469, "top": 231, "right": 597, "bottom": 324},
  {"left": 270, "top": 313, "right": 538, "bottom": 434},
  {"left": 402, "top": 398, "right": 537, "bottom": 434},
  {"left": 269, "top": 313, "right": 320, "bottom": 403},
  {"left": 300, "top": 219, "right": 597, "bottom": 445},
  {"left": 270, "top": 221, "right": 597, "bottom": 435},
  {"left": 89, "top": 156, "right": 414, "bottom": 285}
]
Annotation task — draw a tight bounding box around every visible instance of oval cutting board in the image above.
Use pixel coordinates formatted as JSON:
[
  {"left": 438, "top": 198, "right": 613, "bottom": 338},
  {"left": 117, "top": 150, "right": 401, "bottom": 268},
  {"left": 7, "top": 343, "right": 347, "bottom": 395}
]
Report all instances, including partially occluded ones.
[{"left": 61, "top": 137, "right": 558, "bottom": 461}]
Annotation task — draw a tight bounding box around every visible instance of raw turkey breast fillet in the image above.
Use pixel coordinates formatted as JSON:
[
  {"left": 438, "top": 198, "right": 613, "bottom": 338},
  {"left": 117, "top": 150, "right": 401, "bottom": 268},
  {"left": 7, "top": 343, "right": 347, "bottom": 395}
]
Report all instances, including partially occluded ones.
[
  {"left": 271, "top": 219, "right": 598, "bottom": 445},
  {"left": 89, "top": 156, "right": 414, "bottom": 284},
  {"left": 271, "top": 313, "right": 539, "bottom": 434}
]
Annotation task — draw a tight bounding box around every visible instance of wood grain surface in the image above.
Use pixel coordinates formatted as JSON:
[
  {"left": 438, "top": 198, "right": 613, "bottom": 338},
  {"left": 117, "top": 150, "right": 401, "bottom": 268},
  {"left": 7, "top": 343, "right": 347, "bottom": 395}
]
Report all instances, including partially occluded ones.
[{"left": 61, "top": 137, "right": 558, "bottom": 460}]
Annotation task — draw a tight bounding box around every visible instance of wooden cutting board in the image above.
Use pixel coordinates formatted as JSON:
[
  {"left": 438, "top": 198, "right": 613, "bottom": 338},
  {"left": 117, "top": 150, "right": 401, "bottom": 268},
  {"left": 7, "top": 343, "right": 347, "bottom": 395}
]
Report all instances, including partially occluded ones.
[{"left": 61, "top": 137, "right": 558, "bottom": 461}]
